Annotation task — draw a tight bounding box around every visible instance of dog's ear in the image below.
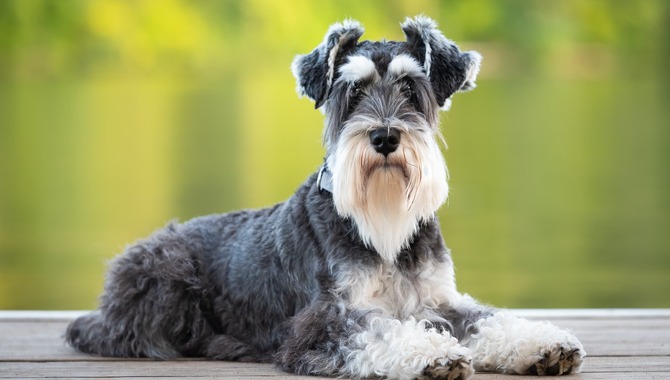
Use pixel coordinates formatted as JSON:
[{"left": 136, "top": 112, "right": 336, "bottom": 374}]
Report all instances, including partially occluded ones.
[
  {"left": 402, "top": 16, "right": 481, "bottom": 109},
  {"left": 292, "top": 20, "right": 364, "bottom": 109}
]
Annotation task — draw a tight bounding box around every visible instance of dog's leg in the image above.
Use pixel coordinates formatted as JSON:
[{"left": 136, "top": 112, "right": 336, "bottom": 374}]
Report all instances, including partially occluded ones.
[
  {"left": 276, "top": 300, "right": 474, "bottom": 380},
  {"left": 346, "top": 315, "right": 474, "bottom": 380},
  {"left": 460, "top": 311, "right": 585, "bottom": 375},
  {"left": 66, "top": 223, "right": 217, "bottom": 359},
  {"left": 204, "top": 334, "right": 267, "bottom": 362}
]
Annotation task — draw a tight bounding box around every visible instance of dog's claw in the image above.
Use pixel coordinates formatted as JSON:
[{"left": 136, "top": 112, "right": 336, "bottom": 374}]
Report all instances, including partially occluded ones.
[
  {"left": 527, "top": 344, "right": 583, "bottom": 376},
  {"left": 422, "top": 355, "right": 474, "bottom": 380}
]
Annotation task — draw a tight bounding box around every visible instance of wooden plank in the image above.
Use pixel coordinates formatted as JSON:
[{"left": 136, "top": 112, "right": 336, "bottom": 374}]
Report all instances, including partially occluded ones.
[
  {"left": 0, "top": 360, "right": 325, "bottom": 379},
  {"left": 2, "top": 356, "right": 669, "bottom": 377},
  {"left": 0, "top": 311, "right": 87, "bottom": 322},
  {"left": 478, "top": 374, "right": 670, "bottom": 380},
  {"left": 1, "top": 310, "right": 669, "bottom": 379},
  {"left": 3, "top": 317, "right": 668, "bottom": 360},
  {"left": 13, "top": 374, "right": 662, "bottom": 380},
  {"left": 512, "top": 309, "right": 670, "bottom": 319},
  {"left": 481, "top": 374, "right": 670, "bottom": 380},
  {"left": 583, "top": 356, "right": 670, "bottom": 373},
  {"left": 535, "top": 318, "right": 670, "bottom": 356},
  {"left": 0, "top": 321, "right": 94, "bottom": 361},
  {"left": 2, "top": 360, "right": 670, "bottom": 379}
]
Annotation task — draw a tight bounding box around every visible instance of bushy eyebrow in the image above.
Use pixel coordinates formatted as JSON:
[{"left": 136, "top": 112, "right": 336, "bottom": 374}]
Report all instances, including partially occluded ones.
[
  {"left": 337, "top": 55, "right": 379, "bottom": 84},
  {"left": 387, "top": 54, "right": 424, "bottom": 78}
]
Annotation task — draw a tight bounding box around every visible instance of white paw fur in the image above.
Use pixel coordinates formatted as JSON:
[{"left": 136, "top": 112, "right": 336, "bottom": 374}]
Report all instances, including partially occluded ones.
[{"left": 462, "top": 312, "right": 585, "bottom": 375}]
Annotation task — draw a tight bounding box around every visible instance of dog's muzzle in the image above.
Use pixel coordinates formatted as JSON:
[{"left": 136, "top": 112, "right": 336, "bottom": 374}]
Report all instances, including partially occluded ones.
[{"left": 369, "top": 128, "right": 400, "bottom": 157}]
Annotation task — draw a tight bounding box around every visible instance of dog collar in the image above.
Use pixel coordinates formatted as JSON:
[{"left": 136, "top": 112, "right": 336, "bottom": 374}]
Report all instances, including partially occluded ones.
[{"left": 317, "top": 166, "right": 333, "bottom": 194}]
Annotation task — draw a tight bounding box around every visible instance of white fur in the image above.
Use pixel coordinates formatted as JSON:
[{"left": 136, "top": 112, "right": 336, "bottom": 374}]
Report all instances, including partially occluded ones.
[
  {"left": 441, "top": 98, "right": 453, "bottom": 111},
  {"left": 343, "top": 316, "right": 473, "bottom": 380},
  {"left": 464, "top": 51, "right": 481, "bottom": 87},
  {"left": 332, "top": 258, "right": 461, "bottom": 319},
  {"left": 290, "top": 57, "right": 307, "bottom": 98},
  {"left": 330, "top": 257, "right": 585, "bottom": 378},
  {"left": 326, "top": 39, "right": 340, "bottom": 91},
  {"left": 327, "top": 121, "right": 448, "bottom": 263},
  {"left": 338, "top": 55, "right": 378, "bottom": 83},
  {"left": 423, "top": 34, "right": 433, "bottom": 75},
  {"left": 388, "top": 54, "right": 424, "bottom": 77},
  {"left": 461, "top": 312, "right": 585, "bottom": 374}
]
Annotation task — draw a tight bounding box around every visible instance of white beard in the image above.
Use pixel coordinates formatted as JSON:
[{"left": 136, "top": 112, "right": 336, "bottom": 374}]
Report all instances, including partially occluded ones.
[{"left": 327, "top": 122, "right": 449, "bottom": 263}]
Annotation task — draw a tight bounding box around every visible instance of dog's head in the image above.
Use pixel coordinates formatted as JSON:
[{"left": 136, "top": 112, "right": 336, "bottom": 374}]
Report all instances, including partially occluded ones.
[{"left": 292, "top": 16, "right": 481, "bottom": 263}]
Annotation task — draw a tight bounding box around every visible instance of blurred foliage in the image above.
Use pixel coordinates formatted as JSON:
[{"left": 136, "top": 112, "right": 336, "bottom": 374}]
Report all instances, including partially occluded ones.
[
  {"left": 0, "top": 0, "right": 669, "bottom": 309},
  {"left": 0, "top": 0, "right": 666, "bottom": 79}
]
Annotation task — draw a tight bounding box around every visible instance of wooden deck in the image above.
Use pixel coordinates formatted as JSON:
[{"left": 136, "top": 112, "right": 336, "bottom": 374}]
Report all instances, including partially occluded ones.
[{"left": 1, "top": 309, "right": 669, "bottom": 379}]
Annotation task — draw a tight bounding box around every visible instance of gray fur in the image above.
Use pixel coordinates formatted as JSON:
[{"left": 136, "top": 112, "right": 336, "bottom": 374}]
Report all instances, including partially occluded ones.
[{"left": 67, "top": 16, "right": 583, "bottom": 379}]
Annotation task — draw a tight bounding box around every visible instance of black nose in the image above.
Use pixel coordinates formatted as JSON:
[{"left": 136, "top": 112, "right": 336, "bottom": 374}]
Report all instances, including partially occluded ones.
[{"left": 369, "top": 128, "right": 401, "bottom": 156}]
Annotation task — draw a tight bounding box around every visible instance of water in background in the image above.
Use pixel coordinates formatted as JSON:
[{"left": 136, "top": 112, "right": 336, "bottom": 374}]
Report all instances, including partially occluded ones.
[{"left": 1, "top": 1, "right": 669, "bottom": 309}]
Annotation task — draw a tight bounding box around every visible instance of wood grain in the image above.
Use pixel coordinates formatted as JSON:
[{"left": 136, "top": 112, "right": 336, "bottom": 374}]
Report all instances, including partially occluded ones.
[{"left": 1, "top": 310, "right": 668, "bottom": 379}]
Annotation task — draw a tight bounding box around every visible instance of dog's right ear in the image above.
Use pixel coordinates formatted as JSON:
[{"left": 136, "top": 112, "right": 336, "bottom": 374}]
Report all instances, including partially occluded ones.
[{"left": 292, "top": 20, "right": 364, "bottom": 109}]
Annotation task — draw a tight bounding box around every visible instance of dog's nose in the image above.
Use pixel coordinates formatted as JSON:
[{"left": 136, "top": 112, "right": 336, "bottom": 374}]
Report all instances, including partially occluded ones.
[{"left": 369, "top": 128, "right": 400, "bottom": 156}]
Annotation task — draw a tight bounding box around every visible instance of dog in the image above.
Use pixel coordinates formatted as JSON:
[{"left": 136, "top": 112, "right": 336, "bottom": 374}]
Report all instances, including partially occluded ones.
[{"left": 66, "top": 16, "right": 585, "bottom": 379}]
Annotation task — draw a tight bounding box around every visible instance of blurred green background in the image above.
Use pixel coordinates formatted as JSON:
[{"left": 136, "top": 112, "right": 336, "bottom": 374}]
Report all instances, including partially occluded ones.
[{"left": 1, "top": 0, "right": 669, "bottom": 310}]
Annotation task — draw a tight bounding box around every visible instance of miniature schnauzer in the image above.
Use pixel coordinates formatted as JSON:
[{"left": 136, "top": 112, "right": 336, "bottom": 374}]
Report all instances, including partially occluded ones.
[{"left": 67, "top": 16, "right": 584, "bottom": 379}]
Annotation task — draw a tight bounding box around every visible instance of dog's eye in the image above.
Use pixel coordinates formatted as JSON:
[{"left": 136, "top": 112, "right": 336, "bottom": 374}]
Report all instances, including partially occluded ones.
[
  {"left": 401, "top": 78, "right": 422, "bottom": 113},
  {"left": 401, "top": 79, "right": 415, "bottom": 98},
  {"left": 350, "top": 82, "right": 362, "bottom": 98}
]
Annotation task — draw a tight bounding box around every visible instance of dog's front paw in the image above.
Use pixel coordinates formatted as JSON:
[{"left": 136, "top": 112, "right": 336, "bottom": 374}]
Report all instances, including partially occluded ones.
[
  {"left": 422, "top": 354, "right": 474, "bottom": 380},
  {"left": 466, "top": 312, "right": 585, "bottom": 376},
  {"left": 526, "top": 339, "right": 584, "bottom": 376}
]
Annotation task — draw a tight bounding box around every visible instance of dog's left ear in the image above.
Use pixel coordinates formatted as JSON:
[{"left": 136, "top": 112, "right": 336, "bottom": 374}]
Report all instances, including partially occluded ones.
[
  {"left": 402, "top": 16, "right": 481, "bottom": 109},
  {"left": 292, "top": 20, "right": 364, "bottom": 109}
]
